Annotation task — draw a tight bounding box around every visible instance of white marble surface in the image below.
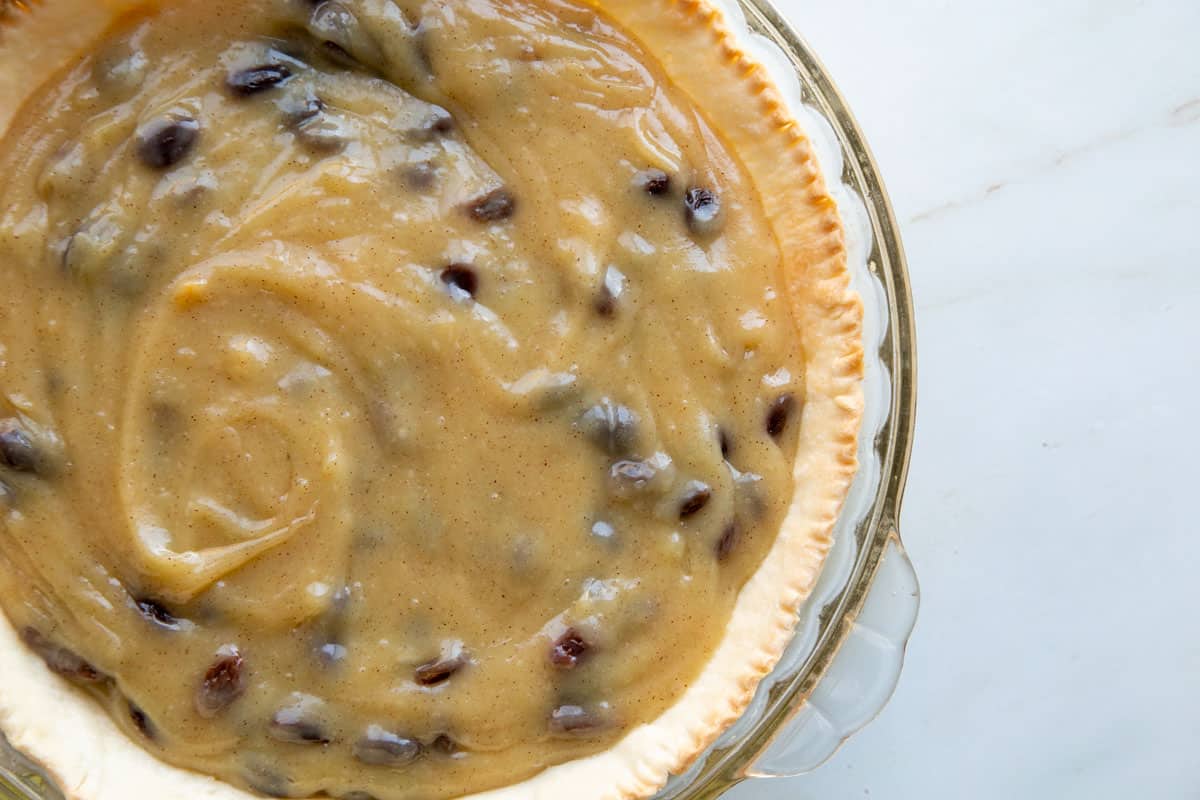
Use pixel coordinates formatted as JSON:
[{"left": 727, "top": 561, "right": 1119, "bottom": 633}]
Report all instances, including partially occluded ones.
[{"left": 733, "top": 1, "right": 1200, "bottom": 798}]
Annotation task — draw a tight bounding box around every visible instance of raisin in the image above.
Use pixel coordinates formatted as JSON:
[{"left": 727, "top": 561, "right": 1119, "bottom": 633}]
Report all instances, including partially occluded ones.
[
  {"left": 269, "top": 694, "right": 331, "bottom": 744},
  {"left": 577, "top": 399, "right": 638, "bottom": 456},
  {"left": 636, "top": 169, "right": 671, "bottom": 196},
  {"left": 135, "top": 598, "right": 185, "bottom": 631},
  {"left": 417, "top": 661, "right": 457, "bottom": 689},
  {"left": 281, "top": 93, "right": 325, "bottom": 126},
  {"left": 440, "top": 265, "right": 478, "bottom": 300},
  {"left": 309, "top": 1, "right": 380, "bottom": 69},
  {"left": 465, "top": 188, "right": 516, "bottom": 222},
  {"left": 550, "top": 629, "right": 590, "bottom": 669},
  {"left": 353, "top": 724, "right": 421, "bottom": 767},
  {"left": 733, "top": 467, "right": 767, "bottom": 522},
  {"left": 322, "top": 39, "right": 358, "bottom": 67},
  {"left": 593, "top": 266, "right": 626, "bottom": 318},
  {"left": 243, "top": 764, "right": 293, "bottom": 799},
  {"left": 678, "top": 481, "right": 712, "bottom": 519},
  {"left": 0, "top": 421, "right": 37, "bottom": 473},
  {"left": 227, "top": 64, "right": 292, "bottom": 96},
  {"left": 608, "top": 459, "right": 658, "bottom": 495},
  {"left": 317, "top": 642, "right": 348, "bottom": 666},
  {"left": 766, "top": 393, "right": 797, "bottom": 439},
  {"left": 20, "top": 628, "right": 106, "bottom": 684},
  {"left": 415, "top": 107, "right": 454, "bottom": 139},
  {"left": 136, "top": 114, "right": 199, "bottom": 169},
  {"left": 684, "top": 186, "right": 722, "bottom": 234},
  {"left": 594, "top": 292, "right": 616, "bottom": 318},
  {"left": 429, "top": 734, "right": 460, "bottom": 756},
  {"left": 548, "top": 704, "right": 610, "bottom": 736},
  {"left": 128, "top": 700, "right": 155, "bottom": 739},
  {"left": 403, "top": 161, "right": 436, "bottom": 190},
  {"left": 196, "top": 646, "right": 246, "bottom": 718},
  {"left": 295, "top": 113, "right": 351, "bottom": 154},
  {"left": 414, "top": 643, "right": 468, "bottom": 686},
  {"left": 715, "top": 522, "right": 739, "bottom": 561},
  {"left": 312, "top": 584, "right": 354, "bottom": 659}
]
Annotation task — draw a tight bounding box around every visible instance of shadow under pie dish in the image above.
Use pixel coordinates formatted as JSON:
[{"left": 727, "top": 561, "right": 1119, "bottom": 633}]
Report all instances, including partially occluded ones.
[{"left": 0, "top": 0, "right": 864, "bottom": 798}]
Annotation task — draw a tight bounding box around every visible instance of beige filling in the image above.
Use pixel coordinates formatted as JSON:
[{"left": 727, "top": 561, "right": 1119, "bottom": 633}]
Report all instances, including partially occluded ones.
[{"left": 0, "top": 1, "right": 811, "bottom": 798}]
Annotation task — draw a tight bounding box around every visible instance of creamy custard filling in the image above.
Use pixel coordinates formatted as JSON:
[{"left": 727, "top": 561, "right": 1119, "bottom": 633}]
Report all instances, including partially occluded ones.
[{"left": 0, "top": 1, "right": 809, "bottom": 798}]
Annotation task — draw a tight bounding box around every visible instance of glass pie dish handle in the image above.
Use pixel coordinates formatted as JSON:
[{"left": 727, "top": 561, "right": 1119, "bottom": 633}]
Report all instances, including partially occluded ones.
[{"left": 744, "top": 526, "right": 919, "bottom": 779}]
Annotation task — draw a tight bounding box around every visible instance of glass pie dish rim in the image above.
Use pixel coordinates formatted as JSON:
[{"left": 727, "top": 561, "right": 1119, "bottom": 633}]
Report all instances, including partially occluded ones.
[
  {"left": 0, "top": 0, "right": 918, "bottom": 797},
  {"left": 654, "top": 0, "right": 920, "bottom": 796}
]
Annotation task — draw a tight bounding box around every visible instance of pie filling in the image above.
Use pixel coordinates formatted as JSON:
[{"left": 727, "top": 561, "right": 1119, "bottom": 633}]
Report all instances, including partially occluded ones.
[{"left": 0, "top": 1, "right": 809, "bottom": 798}]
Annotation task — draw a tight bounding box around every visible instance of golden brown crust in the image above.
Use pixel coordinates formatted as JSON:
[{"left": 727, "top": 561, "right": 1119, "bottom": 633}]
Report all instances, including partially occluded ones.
[{"left": 0, "top": 1, "right": 863, "bottom": 798}]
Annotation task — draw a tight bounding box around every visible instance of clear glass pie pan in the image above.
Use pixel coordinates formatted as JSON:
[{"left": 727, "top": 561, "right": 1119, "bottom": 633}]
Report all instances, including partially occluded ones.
[{"left": 0, "top": 0, "right": 918, "bottom": 798}]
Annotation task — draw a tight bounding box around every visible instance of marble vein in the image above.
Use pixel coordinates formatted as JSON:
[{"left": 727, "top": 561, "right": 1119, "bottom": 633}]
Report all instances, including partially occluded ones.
[{"left": 909, "top": 94, "right": 1200, "bottom": 226}]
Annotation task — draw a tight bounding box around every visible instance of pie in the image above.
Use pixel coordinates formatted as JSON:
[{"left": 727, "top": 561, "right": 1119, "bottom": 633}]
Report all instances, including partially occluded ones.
[{"left": 0, "top": 1, "right": 863, "bottom": 798}]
